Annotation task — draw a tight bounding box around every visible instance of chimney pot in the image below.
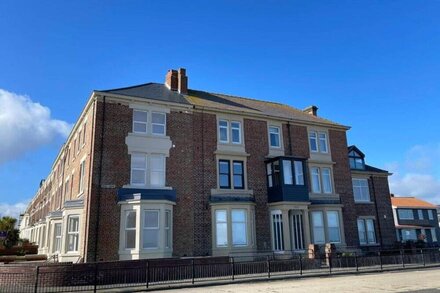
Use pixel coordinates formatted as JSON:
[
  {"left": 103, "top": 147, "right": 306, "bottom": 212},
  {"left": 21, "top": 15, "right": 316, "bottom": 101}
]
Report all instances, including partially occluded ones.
[{"left": 303, "top": 105, "right": 318, "bottom": 116}]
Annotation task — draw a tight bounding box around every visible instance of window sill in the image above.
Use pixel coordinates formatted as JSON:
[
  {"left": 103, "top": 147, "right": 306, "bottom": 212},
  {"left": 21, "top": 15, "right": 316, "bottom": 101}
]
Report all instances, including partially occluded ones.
[
  {"left": 211, "top": 189, "right": 254, "bottom": 196},
  {"left": 309, "top": 193, "right": 340, "bottom": 200},
  {"left": 354, "top": 201, "right": 373, "bottom": 204},
  {"left": 128, "top": 132, "right": 169, "bottom": 140}
]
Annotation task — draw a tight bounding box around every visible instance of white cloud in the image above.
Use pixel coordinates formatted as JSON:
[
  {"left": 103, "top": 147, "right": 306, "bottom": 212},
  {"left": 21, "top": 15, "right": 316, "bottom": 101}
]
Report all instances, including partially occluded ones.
[
  {"left": 387, "top": 143, "right": 440, "bottom": 205},
  {"left": 0, "top": 200, "right": 29, "bottom": 220},
  {"left": 0, "top": 89, "right": 72, "bottom": 164}
]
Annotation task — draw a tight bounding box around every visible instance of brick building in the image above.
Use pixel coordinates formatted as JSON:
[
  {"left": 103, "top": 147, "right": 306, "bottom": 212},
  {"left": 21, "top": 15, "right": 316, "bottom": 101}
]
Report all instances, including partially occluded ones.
[{"left": 19, "top": 68, "right": 396, "bottom": 262}]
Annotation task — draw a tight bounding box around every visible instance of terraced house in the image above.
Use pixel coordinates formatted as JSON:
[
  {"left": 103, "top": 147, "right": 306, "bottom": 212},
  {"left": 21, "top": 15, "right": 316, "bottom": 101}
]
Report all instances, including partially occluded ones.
[{"left": 19, "top": 68, "right": 396, "bottom": 263}]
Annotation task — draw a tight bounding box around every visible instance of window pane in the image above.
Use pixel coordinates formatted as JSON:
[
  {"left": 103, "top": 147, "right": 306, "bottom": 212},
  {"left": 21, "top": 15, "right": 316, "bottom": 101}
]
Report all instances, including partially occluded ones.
[
  {"left": 311, "top": 167, "right": 321, "bottom": 193},
  {"left": 233, "top": 162, "right": 243, "bottom": 174},
  {"left": 152, "top": 112, "right": 165, "bottom": 124},
  {"left": 219, "top": 120, "right": 228, "bottom": 142},
  {"left": 312, "top": 211, "right": 325, "bottom": 244},
  {"left": 219, "top": 120, "right": 228, "bottom": 127},
  {"left": 220, "top": 175, "right": 230, "bottom": 188},
  {"left": 428, "top": 210, "right": 434, "bottom": 220},
  {"left": 318, "top": 133, "right": 328, "bottom": 153},
  {"left": 131, "top": 170, "right": 146, "bottom": 185},
  {"left": 216, "top": 210, "right": 228, "bottom": 247},
  {"left": 126, "top": 230, "right": 136, "bottom": 249},
  {"left": 322, "top": 168, "right": 332, "bottom": 193},
  {"left": 143, "top": 230, "right": 159, "bottom": 248},
  {"left": 357, "top": 219, "right": 367, "bottom": 244},
  {"left": 282, "top": 160, "right": 293, "bottom": 185},
  {"left": 294, "top": 161, "right": 304, "bottom": 185},
  {"left": 134, "top": 110, "right": 148, "bottom": 122},
  {"left": 232, "top": 210, "right": 247, "bottom": 246},
  {"left": 266, "top": 163, "right": 273, "bottom": 187},
  {"left": 144, "top": 211, "right": 159, "bottom": 228},
  {"left": 126, "top": 211, "right": 136, "bottom": 229},
  {"left": 152, "top": 124, "right": 165, "bottom": 135},
  {"left": 366, "top": 219, "right": 376, "bottom": 244},
  {"left": 233, "top": 175, "right": 243, "bottom": 188},
  {"left": 231, "top": 122, "right": 241, "bottom": 143},
  {"left": 219, "top": 161, "right": 230, "bottom": 174},
  {"left": 132, "top": 154, "right": 146, "bottom": 169},
  {"left": 232, "top": 209, "right": 246, "bottom": 222},
  {"left": 418, "top": 210, "right": 424, "bottom": 219},
  {"left": 309, "top": 132, "right": 317, "bottom": 151},
  {"left": 327, "top": 211, "right": 340, "bottom": 243},
  {"left": 133, "top": 122, "right": 147, "bottom": 133},
  {"left": 269, "top": 126, "right": 280, "bottom": 147}
]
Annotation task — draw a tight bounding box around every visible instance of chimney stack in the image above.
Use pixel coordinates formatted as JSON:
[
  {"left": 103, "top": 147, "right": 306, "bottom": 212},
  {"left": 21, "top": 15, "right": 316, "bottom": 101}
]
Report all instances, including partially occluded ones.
[
  {"left": 165, "top": 69, "right": 178, "bottom": 91},
  {"left": 165, "top": 68, "right": 188, "bottom": 94},
  {"left": 178, "top": 68, "right": 188, "bottom": 94},
  {"left": 303, "top": 105, "right": 318, "bottom": 116}
]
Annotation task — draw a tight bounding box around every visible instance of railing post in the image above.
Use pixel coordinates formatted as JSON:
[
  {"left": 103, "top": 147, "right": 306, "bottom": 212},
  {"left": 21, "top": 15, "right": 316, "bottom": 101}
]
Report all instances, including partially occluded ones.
[
  {"left": 328, "top": 254, "right": 332, "bottom": 274},
  {"left": 354, "top": 252, "right": 358, "bottom": 272},
  {"left": 299, "top": 254, "right": 303, "bottom": 276},
  {"left": 401, "top": 249, "right": 405, "bottom": 268},
  {"left": 93, "top": 262, "right": 98, "bottom": 293},
  {"left": 267, "top": 256, "right": 271, "bottom": 278},
  {"left": 421, "top": 249, "right": 425, "bottom": 267},
  {"left": 33, "top": 265, "right": 40, "bottom": 293},
  {"left": 145, "top": 260, "right": 149, "bottom": 289},
  {"left": 231, "top": 257, "right": 235, "bottom": 281},
  {"left": 192, "top": 259, "right": 195, "bottom": 284},
  {"left": 379, "top": 252, "right": 383, "bottom": 271}
]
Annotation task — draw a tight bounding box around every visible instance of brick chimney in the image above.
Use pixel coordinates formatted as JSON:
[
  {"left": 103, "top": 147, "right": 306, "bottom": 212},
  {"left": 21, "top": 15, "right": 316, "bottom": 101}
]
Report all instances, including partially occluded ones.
[
  {"left": 303, "top": 105, "right": 318, "bottom": 116},
  {"left": 165, "top": 69, "right": 178, "bottom": 91},
  {"left": 177, "top": 68, "right": 188, "bottom": 94}
]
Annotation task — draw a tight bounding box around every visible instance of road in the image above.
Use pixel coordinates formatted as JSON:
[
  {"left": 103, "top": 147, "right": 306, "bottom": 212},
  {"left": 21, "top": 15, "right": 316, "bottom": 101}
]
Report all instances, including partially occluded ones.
[{"left": 156, "top": 268, "right": 440, "bottom": 292}]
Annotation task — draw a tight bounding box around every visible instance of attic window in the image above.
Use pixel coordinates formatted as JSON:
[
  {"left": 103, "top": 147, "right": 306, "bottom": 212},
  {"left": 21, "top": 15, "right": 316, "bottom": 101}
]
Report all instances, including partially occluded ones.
[{"left": 349, "top": 150, "right": 365, "bottom": 170}]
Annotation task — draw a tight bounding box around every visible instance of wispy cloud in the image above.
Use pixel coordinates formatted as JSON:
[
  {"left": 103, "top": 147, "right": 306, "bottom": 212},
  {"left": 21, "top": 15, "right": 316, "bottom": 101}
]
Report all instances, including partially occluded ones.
[
  {"left": 0, "top": 89, "right": 72, "bottom": 165},
  {"left": 0, "top": 200, "right": 30, "bottom": 220},
  {"left": 386, "top": 143, "right": 440, "bottom": 205}
]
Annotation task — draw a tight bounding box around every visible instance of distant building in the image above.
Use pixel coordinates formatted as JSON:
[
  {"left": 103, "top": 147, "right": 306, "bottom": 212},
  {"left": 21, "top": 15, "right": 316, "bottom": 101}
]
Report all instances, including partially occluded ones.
[{"left": 391, "top": 196, "right": 439, "bottom": 245}]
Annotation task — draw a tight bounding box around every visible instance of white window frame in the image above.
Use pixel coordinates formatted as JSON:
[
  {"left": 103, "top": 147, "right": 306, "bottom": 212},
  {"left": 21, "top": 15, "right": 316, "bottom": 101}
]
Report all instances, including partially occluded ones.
[
  {"left": 142, "top": 210, "right": 160, "bottom": 249},
  {"left": 133, "top": 110, "right": 148, "bottom": 134},
  {"left": 151, "top": 112, "right": 166, "bottom": 136},
  {"left": 53, "top": 223, "right": 62, "bottom": 253},
  {"left": 215, "top": 210, "right": 228, "bottom": 247},
  {"left": 66, "top": 216, "right": 80, "bottom": 253},
  {"left": 352, "top": 178, "right": 370, "bottom": 202},
  {"left": 311, "top": 167, "right": 321, "bottom": 193},
  {"left": 230, "top": 121, "right": 242, "bottom": 144},
  {"left": 318, "top": 132, "right": 328, "bottom": 153},
  {"left": 130, "top": 153, "right": 147, "bottom": 186},
  {"left": 326, "top": 211, "right": 341, "bottom": 243},
  {"left": 268, "top": 126, "right": 281, "bottom": 148},
  {"left": 311, "top": 211, "right": 325, "bottom": 244},
  {"left": 125, "top": 210, "right": 136, "bottom": 249},
  {"left": 321, "top": 168, "right": 333, "bottom": 194},
  {"left": 78, "top": 160, "right": 86, "bottom": 195},
  {"left": 218, "top": 120, "right": 229, "bottom": 143},
  {"left": 231, "top": 209, "right": 247, "bottom": 246},
  {"left": 149, "top": 155, "right": 166, "bottom": 187},
  {"left": 309, "top": 131, "right": 318, "bottom": 152},
  {"left": 311, "top": 166, "right": 333, "bottom": 194}
]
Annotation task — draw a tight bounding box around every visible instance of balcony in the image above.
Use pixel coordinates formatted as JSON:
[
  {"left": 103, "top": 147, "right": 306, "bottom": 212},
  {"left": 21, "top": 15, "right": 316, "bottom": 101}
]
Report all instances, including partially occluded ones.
[{"left": 266, "top": 157, "right": 309, "bottom": 203}]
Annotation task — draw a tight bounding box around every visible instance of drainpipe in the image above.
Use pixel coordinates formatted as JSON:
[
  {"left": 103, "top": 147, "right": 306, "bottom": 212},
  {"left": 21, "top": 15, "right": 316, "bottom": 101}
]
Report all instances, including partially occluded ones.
[
  {"left": 93, "top": 96, "right": 106, "bottom": 262},
  {"left": 370, "top": 176, "right": 383, "bottom": 247},
  {"left": 287, "top": 122, "right": 293, "bottom": 156}
]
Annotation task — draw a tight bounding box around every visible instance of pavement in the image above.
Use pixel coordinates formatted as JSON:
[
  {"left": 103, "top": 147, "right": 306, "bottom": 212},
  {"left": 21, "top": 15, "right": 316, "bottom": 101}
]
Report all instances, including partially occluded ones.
[{"left": 155, "top": 268, "right": 440, "bottom": 292}]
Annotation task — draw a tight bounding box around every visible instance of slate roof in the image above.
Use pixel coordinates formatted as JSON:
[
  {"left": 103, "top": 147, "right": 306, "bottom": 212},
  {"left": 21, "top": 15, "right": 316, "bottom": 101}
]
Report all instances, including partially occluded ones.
[
  {"left": 97, "top": 83, "right": 191, "bottom": 105},
  {"left": 97, "top": 82, "right": 347, "bottom": 128},
  {"left": 391, "top": 196, "right": 437, "bottom": 208}
]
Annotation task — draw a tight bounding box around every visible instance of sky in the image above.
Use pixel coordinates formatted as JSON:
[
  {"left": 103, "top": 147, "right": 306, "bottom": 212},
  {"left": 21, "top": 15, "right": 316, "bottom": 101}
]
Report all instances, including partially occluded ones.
[{"left": 0, "top": 1, "right": 439, "bottom": 218}]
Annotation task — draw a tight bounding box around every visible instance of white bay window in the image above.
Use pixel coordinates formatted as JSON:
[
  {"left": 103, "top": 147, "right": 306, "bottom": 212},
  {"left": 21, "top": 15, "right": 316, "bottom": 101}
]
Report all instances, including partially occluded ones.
[{"left": 125, "top": 211, "right": 136, "bottom": 249}]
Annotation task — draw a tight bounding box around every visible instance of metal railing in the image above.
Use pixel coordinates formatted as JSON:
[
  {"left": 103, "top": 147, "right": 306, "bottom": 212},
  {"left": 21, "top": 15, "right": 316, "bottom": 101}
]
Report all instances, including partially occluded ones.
[{"left": 1, "top": 247, "right": 439, "bottom": 292}]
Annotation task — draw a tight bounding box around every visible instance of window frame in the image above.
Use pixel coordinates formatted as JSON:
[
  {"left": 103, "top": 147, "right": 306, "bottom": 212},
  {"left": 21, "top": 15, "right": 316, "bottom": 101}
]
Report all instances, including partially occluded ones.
[
  {"left": 318, "top": 132, "right": 328, "bottom": 153},
  {"left": 130, "top": 153, "right": 147, "bottom": 186},
  {"left": 418, "top": 209, "right": 424, "bottom": 220},
  {"left": 218, "top": 160, "right": 231, "bottom": 189},
  {"left": 232, "top": 160, "right": 245, "bottom": 189},
  {"left": 231, "top": 209, "right": 248, "bottom": 246},
  {"left": 398, "top": 209, "right": 414, "bottom": 220},
  {"left": 151, "top": 112, "right": 166, "bottom": 136},
  {"left": 66, "top": 216, "right": 80, "bottom": 253},
  {"left": 271, "top": 210, "right": 284, "bottom": 251},
  {"left": 428, "top": 210, "right": 434, "bottom": 220},
  {"left": 311, "top": 211, "right": 325, "bottom": 244},
  {"left": 149, "top": 154, "right": 166, "bottom": 187},
  {"left": 357, "top": 218, "right": 376, "bottom": 245},
  {"left": 352, "top": 178, "right": 371, "bottom": 202},
  {"left": 215, "top": 210, "right": 228, "bottom": 247},
  {"left": 53, "top": 223, "right": 62, "bottom": 253},
  {"left": 326, "top": 211, "right": 341, "bottom": 243},
  {"left": 268, "top": 126, "right": 281, "bottom": 148},
  {"left": 125, "top": 210, "right": 137, "bottom": 250},
  {"left": 133, "top": 109, "right": 148, "bottom": 134},
  {"left": 230, "top": 121, "right": 242, "bottom": 144},
  {"left": 165, "top": 210, "right": 171, "bottom": 249},
  {"left": 218, "top": 120, "right": 229, "bottom": 143},
  {"left": 78, "top": 160, "right": 86, "bottom": 195},
  {"left": 142, "top": 210, "right": 160, "bottom": 249}
]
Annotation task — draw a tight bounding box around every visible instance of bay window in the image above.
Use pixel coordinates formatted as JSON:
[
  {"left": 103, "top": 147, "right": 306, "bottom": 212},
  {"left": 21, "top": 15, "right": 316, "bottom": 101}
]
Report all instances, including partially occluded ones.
[
  {"left": 266, "top": 158, "right": 305, "bottom": 187},
  {"left": 125, "top": 211, "right": 136, "bottom": 249},
  {"left": 311, "top": 210, "right": 343, "bottom": 244},
  {"left": 215, "top": 210, "right": 228, "bottom": 247},
  {"left": 165, "top": 210, "right": 171, "bottom": 248},
  {"left": 326, "top": 211, "right": 340, "bottom": 243},
  {"left": 311, "top": 211, "right": 325, "bottom": 244},
  {"left": 231, "top": 209, "right": 247, "bottom": 246}
]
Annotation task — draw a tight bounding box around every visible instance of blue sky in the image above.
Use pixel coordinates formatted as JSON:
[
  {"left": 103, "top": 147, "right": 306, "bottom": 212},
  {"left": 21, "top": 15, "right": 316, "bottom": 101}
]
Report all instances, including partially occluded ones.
[{"left": 1, "top": 1, "right": 439, "bottom": 217}]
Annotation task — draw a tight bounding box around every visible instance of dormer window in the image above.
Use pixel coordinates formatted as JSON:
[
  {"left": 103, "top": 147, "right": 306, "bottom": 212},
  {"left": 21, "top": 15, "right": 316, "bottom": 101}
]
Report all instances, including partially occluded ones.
[{"left": 349, "top": 150, "right": 365, "bottom": 170}]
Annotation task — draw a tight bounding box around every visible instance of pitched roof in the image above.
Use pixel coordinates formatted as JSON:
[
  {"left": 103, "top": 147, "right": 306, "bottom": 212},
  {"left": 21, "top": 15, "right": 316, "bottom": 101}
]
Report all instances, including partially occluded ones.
[
  {"left": 97, "top": 82, "right": 347, "bottom": 128},
  {"left": 186, "top": 89, "right": 346, "bottom": 127},
  {"left": 97, "top": 83, "right": 191, "bottom": 105},
  {"left": 391, "top": 196, "right": 437, "bottom": 208},
  {"left": 348, "top": 145, "right": 365, "bottom": 158}
]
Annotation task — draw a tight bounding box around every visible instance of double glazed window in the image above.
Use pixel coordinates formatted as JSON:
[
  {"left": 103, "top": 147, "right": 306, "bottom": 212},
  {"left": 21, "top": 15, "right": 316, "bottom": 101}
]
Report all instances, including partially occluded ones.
[
  {"left": 215, "top": 209, "right": 249, "bottom": 248},
  {"left": 218, "top": 119, "right": 242, "bottom": 144},
  {"left": 143, "top": 210, "right": 159, "bottom": 249},
  {"left": 398, "top": 209, "right": 414, "bottom": 220},
  {"left": 352, "top": 178, "right": 370, "bottom": 202},
  {"left": 349, "top": 150, "right": 365, "bottom": 169},
  {"left": 133, "top": 110, "right": 166, "bottom": 136},
  {"left": 66, "top": 216, "right": 79, "bottom": 252},
  {"left": 357, "top": 218, "right": 376, "bottom": 245},
  {"left": 53, "top": 223, "right": 62, "bottom": 253},
  {"left": 130, "top": 154, "right": 165, "bottom": 187},
  {"left": 311, "top": 211, "right": 341, "bottom": 244},
  {"left": 310, "top": 167, "right": 333, "bottom": 194},
  {"left": 309, "top": 131, "right": 328, "bottom": 153},
  {"left": 266, "top": 159, "right": 305, "bottom": 187},
  {"left": 269, "top": 126, "right": 281, "bottom": 148},
  {"left": 125, "top": 211, "right": 136, "bottom": 249},
  {"left": 218, "top": 160, "right": 244, "bottom": 189}
]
